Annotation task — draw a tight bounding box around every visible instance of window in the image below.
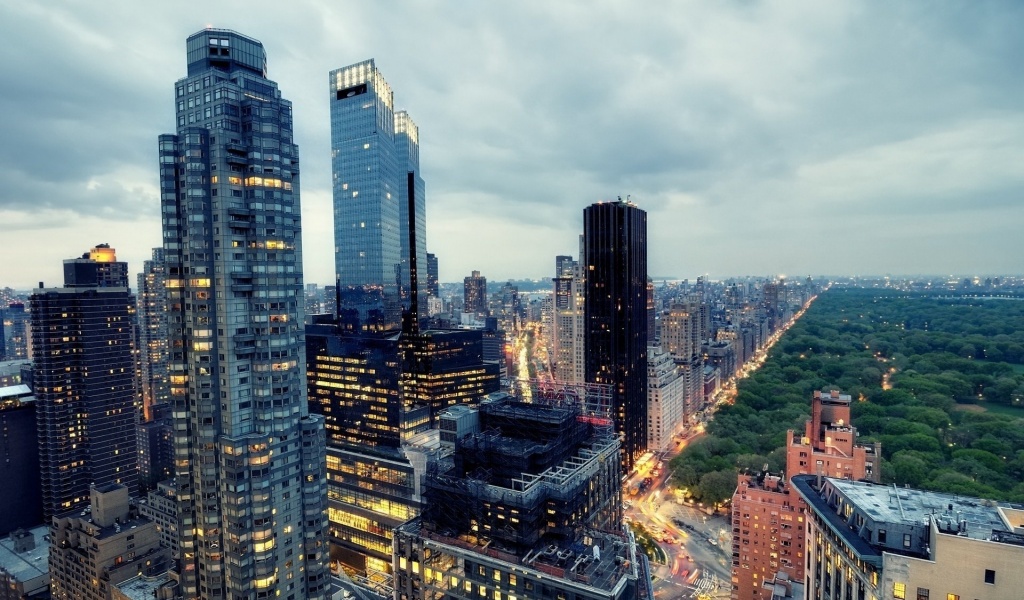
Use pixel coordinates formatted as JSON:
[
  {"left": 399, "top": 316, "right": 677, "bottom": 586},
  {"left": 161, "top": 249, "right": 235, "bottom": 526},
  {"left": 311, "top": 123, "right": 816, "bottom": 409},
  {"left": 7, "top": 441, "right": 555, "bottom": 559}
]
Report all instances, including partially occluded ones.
[
  {"left": 904, "top": 533, "right": 912, "bottom": 548},
  {"left": 946, "top": 595, "right": 958, "bottom": 600},
  {"left": 878, "top": 529, "right": 887, "bottom": 543},
  {"left": 893, "top": 582, "right": 906, "bottom": 599},
  {"left": 916, "top": 588, "right": 929, "bottom": 600},
  {"left": 984, "top": 569, "right": 995, "bottom": 584}
]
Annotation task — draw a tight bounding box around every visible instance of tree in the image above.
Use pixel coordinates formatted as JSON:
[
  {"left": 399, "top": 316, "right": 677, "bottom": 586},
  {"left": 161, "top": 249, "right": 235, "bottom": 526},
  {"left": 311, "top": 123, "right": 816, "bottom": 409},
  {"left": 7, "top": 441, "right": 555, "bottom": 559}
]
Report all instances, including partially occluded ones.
[{"left": 696, "top": 470, "right": 738, "bottom": 506}]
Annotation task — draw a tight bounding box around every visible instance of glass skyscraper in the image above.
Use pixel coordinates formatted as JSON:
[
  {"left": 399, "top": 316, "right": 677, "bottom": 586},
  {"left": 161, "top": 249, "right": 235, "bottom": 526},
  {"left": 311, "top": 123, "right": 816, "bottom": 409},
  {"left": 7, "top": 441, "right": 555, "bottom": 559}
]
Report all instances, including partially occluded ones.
[
  {"left": 584, "top": 200, "right": 649, "bottom": 469},
  {"left": 329, "top": 60, "right": 426, "bottom": 332},
  {"left": 159, "top": 29, "right": 328, "bottom": 599}
]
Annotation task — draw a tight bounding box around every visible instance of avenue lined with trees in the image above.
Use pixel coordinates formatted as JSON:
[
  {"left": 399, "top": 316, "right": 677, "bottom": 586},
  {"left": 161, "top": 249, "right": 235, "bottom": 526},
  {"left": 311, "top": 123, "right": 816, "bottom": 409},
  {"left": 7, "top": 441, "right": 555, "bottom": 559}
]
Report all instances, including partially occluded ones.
[{"left": 671, "top": 288, "right": 1024, "bottom": 505}]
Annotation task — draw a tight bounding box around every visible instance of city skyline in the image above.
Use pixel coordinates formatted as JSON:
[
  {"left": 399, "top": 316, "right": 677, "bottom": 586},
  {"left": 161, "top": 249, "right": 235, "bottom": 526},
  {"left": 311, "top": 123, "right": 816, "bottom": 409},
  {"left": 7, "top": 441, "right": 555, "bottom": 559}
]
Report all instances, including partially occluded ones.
[{"left": 3, "top": 2, "right": 1024, "bottom": 289}]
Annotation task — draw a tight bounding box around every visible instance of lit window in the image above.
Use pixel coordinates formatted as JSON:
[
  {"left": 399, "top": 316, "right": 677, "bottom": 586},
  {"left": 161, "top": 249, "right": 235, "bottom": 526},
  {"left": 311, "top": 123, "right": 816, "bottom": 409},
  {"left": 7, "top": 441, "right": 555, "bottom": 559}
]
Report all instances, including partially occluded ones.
[{"left": 893, "top": 582, "right": 906, "bottom": 599}]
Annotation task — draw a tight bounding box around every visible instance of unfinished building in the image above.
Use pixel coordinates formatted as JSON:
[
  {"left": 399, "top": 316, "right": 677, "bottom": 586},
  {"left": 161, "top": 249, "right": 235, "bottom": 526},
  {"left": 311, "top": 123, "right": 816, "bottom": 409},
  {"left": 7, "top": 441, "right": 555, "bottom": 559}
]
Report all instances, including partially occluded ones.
[{"left": 393, "top": 396, "right": 647, "bottom": 600}]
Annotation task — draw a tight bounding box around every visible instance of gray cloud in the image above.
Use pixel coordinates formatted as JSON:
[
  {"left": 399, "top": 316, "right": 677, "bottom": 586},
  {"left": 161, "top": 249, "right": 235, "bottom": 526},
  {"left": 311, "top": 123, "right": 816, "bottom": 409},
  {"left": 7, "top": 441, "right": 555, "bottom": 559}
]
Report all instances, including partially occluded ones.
[{"left": 2, "top": 0, "right": 1023, "bottom": 289}]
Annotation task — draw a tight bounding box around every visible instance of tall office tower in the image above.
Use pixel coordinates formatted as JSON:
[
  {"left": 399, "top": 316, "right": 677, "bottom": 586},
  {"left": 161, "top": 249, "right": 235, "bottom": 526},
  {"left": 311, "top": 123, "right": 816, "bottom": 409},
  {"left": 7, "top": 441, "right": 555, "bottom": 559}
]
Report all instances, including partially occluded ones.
[
  {"left": 4, "top": 303, "right": 29, "bottom": 360},
  {"left": 159, "top": 29, "right": 329, "bottom": 599},
  {"left": 552, "top": 256, "right": 585, "bottom": 385},
  {"left": 730, "top": 390, "right": 880, "bottom": 600},
  {"left": 646, "top": 278, "right": 656, "bottom": 344},
  {"left": 0, "top": 383, "right": 42, "bottom": 535},
  {"left": 31, "top": 246, "right": 139, "bottom": 519},
  {"left": 463, "top": 270, "right": 487, "bottom": 317},
  {"left": 330, "top": 60, "right": 426, "bottom": 332},
  {"left": 49, "top": 484, "right": 172, "bottom": 600},
  {"left": 394, "top": 396, "right": 641, "bottom": 600},
  {"left": 425, "top": 253, "right": 439, "bottom": 297},
  {"left": 395, "top": 111, "right": 427, "bottom": 318},
  {"left": 584, "top": 200, "right": 648, "bottom": 469},
  {"left": 137, "top": 247, "right": 170, "bottom": 415}
]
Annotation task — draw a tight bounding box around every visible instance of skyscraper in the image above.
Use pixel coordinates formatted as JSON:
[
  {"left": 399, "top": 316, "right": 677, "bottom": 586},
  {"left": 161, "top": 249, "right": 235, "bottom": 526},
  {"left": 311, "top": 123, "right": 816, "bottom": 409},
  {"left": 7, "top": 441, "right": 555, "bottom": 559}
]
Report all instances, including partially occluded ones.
[
  {"left": 330, "top": 60, "right": 426, "bottom": 332},
  {"left": 584, "top": 199, "right": 648, "bottom": 469},
  {"left": 552, "top": 255, "right": 585, "bottom": 385},
  {"left": 159, "top": 29, "right": 328, "bottom": 599},
  {"left": 425, "top": 252, "right": 439, "bottom": 298},
  {"left": 137, "top": 247, "right": 169, "bottom": 416},
  {"left": 31, "top": 245, "right": 139, "bottom": 518}
]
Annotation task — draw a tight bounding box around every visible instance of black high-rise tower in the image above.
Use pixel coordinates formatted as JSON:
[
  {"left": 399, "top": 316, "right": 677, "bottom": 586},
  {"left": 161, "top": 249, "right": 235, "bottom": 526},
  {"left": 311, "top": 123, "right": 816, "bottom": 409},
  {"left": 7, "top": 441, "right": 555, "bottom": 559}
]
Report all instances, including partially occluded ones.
[{"left": 584, "top": 199, "right": 648, "bottom": 469}]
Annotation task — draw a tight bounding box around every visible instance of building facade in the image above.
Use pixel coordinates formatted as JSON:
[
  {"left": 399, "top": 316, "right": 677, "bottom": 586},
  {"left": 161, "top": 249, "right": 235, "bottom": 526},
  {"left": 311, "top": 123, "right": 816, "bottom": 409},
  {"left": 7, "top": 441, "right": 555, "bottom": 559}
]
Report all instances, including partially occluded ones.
[
  {"left": 584, "top": 200, "right": 648, "bottom": 469},
  {"left": 0, "top": 385, "right": 42, "bottom": 535},
  {"left": 31, "top": 246, "right": 140, "bottom": 519},
  {"left": 137, "top": 247, "right": 170, "bottom": 415},
  {"left": 646, "top": 346, "right": 686, "bottom": 451},
  {"left": 306, "top": 319, "right": 498, "bottom": 577},
  {"left": 159, "top": 29, "right": 329, "bottom": 599},
  {"left": 795, "top": 475, "right": 1024, "bottom": 600}
]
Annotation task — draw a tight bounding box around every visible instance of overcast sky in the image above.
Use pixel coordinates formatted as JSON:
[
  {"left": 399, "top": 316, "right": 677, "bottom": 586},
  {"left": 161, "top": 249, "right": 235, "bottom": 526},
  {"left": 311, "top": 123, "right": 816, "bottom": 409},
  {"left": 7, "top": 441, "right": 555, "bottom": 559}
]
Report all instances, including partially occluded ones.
[{"left": 2, "top": 1, "right": 1022, "bottom": 290}]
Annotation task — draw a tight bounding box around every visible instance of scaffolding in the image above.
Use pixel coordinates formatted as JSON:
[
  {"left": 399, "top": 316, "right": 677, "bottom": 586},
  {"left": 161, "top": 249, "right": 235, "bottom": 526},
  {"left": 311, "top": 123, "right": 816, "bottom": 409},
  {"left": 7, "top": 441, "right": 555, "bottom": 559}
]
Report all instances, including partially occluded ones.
[
  {"left": 422, "top": 396, "right": 621, "bottom": 554},
  {"left": 509, "top": 378, "right": 614, "bottom": 426}
]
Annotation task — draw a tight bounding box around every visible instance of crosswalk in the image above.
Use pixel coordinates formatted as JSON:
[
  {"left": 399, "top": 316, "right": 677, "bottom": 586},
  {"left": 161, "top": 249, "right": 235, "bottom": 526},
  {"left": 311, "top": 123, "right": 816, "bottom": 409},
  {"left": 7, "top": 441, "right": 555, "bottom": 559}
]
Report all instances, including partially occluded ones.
[{"left": 689, "top": 573, "right": 725, "bottom": 599}]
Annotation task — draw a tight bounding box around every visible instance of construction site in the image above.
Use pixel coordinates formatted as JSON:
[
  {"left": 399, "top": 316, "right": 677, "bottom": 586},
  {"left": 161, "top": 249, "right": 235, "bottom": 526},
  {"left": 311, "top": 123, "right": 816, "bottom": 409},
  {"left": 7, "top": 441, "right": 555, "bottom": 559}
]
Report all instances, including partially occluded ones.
[{"left": 392, "top": 389, "right": 649, "bottom": 600}]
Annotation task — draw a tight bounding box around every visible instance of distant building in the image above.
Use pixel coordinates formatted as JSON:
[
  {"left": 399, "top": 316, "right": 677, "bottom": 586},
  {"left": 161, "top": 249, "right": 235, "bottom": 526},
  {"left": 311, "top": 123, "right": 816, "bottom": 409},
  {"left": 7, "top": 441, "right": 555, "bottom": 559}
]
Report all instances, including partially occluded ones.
[
  {"left": 3, "top": 303, "right": 29, "bottom": 360},
  {"left": 49, "top": 484, "right": 171, "bottom": 600},
  {"left": 31, "top": 246, "right": 140, "bottom": 518},
  {"left": 730, "top": 390, "right": 881, "bottom": 600},
  {"left": 584, "top": 200, "right": 648, "bottom": 469},
  {"left": 136, "top": 248, "right": 169, "bottom": 415},
  {"left": 136, "top": 402, "right": 173, "bottom": 489},
  {"left": 463, "top": 270, "right": 488, "bottom": 316},
  {"left": 795, "top": 475, "right": 1024, "bottom": 600},
  {"left": 426, "top": 253, "right": 439, "bottom": 297},
  {"left": 0, "top": 359, "right": 30, "bottom": 387},
  {"left": 393, "top": 396, "right": 643, "bottom": 600},
  {"left": 0, "top": 385, "right": 42, "bottom": 535},
  {"left": 0, "top": 525, "right": 50, "bottom": 600}
]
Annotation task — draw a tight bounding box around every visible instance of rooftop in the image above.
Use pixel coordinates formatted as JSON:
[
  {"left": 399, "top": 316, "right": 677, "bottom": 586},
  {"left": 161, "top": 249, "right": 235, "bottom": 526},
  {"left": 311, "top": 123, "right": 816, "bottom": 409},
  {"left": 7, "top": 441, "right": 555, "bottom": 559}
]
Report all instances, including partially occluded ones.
[
  {"left": 829, "top": 477, "right": 1009, "bottom": 543},
  {"left": 0, "top": 384, "right": 32, "bottom": 401},
  {"left": 0, "top": 525, "right": 49, "bottom": 583},
  {"left": 114, "top": 573, "right": 175, "bottom": 600}
]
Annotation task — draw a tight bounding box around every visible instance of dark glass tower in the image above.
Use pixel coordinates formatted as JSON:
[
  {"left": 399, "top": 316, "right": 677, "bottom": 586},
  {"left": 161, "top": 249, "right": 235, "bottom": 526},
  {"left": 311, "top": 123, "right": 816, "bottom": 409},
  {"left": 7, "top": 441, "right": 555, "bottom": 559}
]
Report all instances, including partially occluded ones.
[
  {"left": 583, "top": 200, "right": 648, "bottom": 469},
  {"left": 31, "top": 246, "right": 140, "bottom": 519},
  {"left": 329, "top": 60, "right": 427, "bottom": 333},
  {"left": 159, "top": 29, "right": 328, "bottom": 600}
]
